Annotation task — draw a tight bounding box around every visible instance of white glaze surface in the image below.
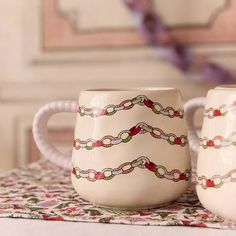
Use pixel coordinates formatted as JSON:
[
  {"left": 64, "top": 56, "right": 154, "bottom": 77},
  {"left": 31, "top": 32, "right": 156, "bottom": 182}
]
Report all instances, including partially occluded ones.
[
  {"left": 196, "top": 85, "right": 236, "bottom": 221},
  {"left": 71, "top": 88, "right": 190, "bottom": 208}
]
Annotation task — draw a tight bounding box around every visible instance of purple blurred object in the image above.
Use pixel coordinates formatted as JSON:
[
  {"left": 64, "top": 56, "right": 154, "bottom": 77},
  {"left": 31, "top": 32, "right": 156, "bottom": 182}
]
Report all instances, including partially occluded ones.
[
  {"left": 201, "top": 63, "right": 232, "bottom": 84},
  {"left": 123, "top": 0, "right": 233, "bottom": 84}
]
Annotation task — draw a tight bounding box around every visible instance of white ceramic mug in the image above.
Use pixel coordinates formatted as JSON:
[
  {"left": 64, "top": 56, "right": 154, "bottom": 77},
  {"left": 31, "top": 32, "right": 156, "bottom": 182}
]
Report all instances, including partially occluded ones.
[
  {"left": 33, "top": 88, "right": 190, "bottom": 209},
  {"left": 185, "top": 85, "right": 236, "bottom": 221}
]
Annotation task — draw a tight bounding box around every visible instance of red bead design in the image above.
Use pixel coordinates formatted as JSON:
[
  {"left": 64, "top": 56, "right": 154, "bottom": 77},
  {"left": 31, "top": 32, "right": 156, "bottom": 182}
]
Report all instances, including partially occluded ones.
[
  {"left": 93, "top": 141, "right": 104, "bottom": 147},
  {"left": 95, "top": 172, "right": 105, "bottom": 180},
  {"left": 206, "top": 180, "right": 215, "bottom": 188},
  {"left": 72, "top": 168, "right": 76, "bottom": 175},
  {"left": 174, "top": 137, "right": 182, "bottom": 145},
  {"left": 213, "top": 110, "right": 221, "bottom": 117},
  {"left": 179, "top": 173, "right": 186, "bottom": 180},
  {"left": 206, "top": 140, "right": 214, "bottom": 147},
  {"left": 174, "top": 111, "right": 180, "bottom": 117},
  {"left": 144, "top": 162, "right": 157, "bottom": 172},
  {"left": 129, "top": 126, "right": 141, "bottom": 136},
  {"left": 143, "top": 99, "right": 154, "bottom": 109}
]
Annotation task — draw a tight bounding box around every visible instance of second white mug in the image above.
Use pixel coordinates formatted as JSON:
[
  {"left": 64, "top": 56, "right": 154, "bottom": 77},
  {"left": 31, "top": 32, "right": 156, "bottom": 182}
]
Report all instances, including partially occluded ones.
[{"left": 185, "top": 85, "right": 236, "bottom": 221}]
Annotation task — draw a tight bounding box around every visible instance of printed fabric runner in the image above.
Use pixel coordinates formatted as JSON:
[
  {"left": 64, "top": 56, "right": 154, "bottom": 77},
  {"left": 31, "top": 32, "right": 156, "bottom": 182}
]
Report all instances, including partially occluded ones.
[{"left": 0, "top": 160, "right": 235, "bottom": 229}]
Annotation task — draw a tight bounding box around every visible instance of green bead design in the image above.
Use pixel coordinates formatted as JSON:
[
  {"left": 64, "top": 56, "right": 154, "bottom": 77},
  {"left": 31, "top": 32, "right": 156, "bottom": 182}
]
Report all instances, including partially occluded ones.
[
  {"left": 167, "top": 139, "right": 174, "bottom": 145},
  {"left": 214, "top": 182, "right": 224, "bottom": 189},
  {"left": 104, "top": 175, "right": 114, "bottom": 181},
  {"left": 155, "top": 172, "right": 165, "bottom": 179},
  {"left": 122, "top": 136, "right": 132, "bottom": 143},
  {"left": 86, "top": 146, "right": 94, "bottom": 150},
  {"left": 152, "top": 108, "right": 160, "bottom": 114},
  {"left": 107, "top": 110, "right": 117, "bottom": 116}
]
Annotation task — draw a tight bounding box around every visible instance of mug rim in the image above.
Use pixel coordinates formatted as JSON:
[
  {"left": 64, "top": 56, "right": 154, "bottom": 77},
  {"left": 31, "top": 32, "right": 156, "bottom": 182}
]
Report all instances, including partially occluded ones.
[
  {"left": 82, "top": 87, "right": 177, "bottom": 92},
  {"left": 215, "top": 84, "right": 236, "bottom": 90}
]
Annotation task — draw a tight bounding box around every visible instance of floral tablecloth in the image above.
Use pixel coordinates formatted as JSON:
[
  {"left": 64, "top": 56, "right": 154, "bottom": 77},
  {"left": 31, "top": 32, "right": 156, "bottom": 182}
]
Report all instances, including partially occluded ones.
[{"left": 0, "top": 160, "right": 235, "bottom": 229}]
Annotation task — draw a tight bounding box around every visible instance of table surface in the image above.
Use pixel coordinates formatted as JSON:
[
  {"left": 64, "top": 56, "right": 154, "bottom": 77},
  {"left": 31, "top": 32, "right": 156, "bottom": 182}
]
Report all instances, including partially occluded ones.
[
  {"left": 1, "top": 160, "right": 236, "bottom": 232},
  {"left": 1, "top": 218, "right": 236, "bottom": 236}
]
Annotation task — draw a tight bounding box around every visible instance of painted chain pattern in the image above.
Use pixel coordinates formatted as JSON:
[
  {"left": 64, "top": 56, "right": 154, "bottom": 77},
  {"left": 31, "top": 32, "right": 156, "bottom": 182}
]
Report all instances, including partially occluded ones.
[
  {"left": 204, "top": 105, "right": 227, "bottom": 119},
  {"left": 197, "top": 169, "right": 236, "bottom": 189},
  {"left": 200, "top": 132, "right": 236, "bottom": 149},
  {"left": 77, "top": 95, "right": 184, "bottom": 118},
  {"left": 73, "top": 122, "right": 188, "bottom": 150},
  {"left": 72, "top": 156, "right": 191, "bottom": 182}
]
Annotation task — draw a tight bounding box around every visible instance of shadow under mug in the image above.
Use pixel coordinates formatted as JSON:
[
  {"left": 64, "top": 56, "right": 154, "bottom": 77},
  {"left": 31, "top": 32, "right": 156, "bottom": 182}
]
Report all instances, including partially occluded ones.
[{"left": 33, "top": 88, "right": 191, "bottom": 209}]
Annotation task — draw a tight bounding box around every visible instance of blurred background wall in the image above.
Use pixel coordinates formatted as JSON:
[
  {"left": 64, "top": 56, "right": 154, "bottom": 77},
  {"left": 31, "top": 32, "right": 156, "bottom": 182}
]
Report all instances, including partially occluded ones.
[{"left": 0, "top": 0, "right": 236, "bottom": 172}]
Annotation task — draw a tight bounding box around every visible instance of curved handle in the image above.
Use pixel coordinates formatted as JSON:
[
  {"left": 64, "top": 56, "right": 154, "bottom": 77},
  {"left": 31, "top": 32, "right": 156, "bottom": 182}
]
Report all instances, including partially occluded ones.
[
  {"left": 32, "top": 101, "right": 77, "bottom": 170},
  {"left": 184, "top": 97, "right": 206, "bottom": 155}
]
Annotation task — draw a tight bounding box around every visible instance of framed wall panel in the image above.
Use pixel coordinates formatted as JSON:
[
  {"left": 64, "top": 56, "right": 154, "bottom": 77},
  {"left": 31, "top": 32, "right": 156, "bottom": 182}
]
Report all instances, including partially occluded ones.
[{"left": 24, "top": 0, "right": 236, "bottom": 64}]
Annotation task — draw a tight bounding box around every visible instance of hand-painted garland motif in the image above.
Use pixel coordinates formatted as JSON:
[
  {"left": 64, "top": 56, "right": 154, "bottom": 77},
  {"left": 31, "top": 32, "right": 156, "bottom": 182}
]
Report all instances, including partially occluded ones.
[
  {"left": 204, "top": 103, "right": 236, "bottom": 119},
  {"left": 77, "top": 95, "right": 184, "bottom": 118},
  {"left": 72, "top": 156, "right": 191, "bottom": 182},
  {"left": 200, "top": 132, "right": 236, "bottom": 149},
  {"left": 73, "top": 122, "right": 188, "bottom": 150},
  {"left": 204, "top": 105, "right": 227, "bottom": 119},
  {"left": 197, "top": 169, "right": 236, "bottom": 189}
]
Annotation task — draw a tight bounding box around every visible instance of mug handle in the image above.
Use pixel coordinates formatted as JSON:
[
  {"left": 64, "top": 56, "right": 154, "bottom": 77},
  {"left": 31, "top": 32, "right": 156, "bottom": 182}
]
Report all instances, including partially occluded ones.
[
  {"left": 32, "top": 101, "right": 78, "bottom": 170},
  {"left": 184, "top": 97, "right": 206, "bottom": 155}
]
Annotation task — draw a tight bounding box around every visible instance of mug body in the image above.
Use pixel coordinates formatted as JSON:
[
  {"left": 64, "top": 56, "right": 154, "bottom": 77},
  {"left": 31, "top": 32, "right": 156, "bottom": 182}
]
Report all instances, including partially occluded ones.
[
  {"left": 197, "top": 85, "right": 236, "bottom": 220},
  {"left": 71, "top": 88, "right": 190, "bottom": 209}
]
